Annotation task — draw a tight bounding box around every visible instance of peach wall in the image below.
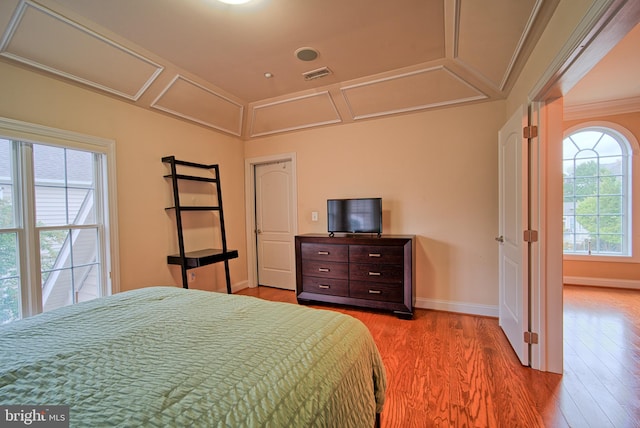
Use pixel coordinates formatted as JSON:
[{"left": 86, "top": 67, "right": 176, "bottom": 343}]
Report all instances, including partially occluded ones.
[
  {"left": 563, "top": 111, "right": 640, "bottom": 282},
  {"left": 245, "top": 101, "right": 506, "bottom": 309},
  {"left": 0, "top": 60, "right": 247, "bottom": 293}
]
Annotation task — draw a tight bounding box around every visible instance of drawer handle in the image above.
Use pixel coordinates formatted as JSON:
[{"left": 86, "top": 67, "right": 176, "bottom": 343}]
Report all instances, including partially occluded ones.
[
  {"left": 318, "top": 268, "right": 330, "bottom": 272},
  {"left": 368, "top": 290, "right": 382, "bottom": 294},
  {"left": 317, "top": 251, "right": 329, "bottom": 255},
  {"left": 368, "top": 253, "right": 381, "bottom": 257},
  {"left": 318, "top": 284, "right": 330, "bottom": 289},
  {"left": 368, "top": 272, "right": 381, "bottom": 276}
]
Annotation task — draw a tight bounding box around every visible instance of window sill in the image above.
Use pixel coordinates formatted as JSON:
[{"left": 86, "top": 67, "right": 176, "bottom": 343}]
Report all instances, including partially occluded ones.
[{"left": 563, "top": 254, "right": 638, "bottom": 263}]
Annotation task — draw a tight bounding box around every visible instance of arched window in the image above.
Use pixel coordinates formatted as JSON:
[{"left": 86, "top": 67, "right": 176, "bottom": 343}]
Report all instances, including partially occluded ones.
[{"left": 563, "top": 125, "right": 633, "bottom": 256}]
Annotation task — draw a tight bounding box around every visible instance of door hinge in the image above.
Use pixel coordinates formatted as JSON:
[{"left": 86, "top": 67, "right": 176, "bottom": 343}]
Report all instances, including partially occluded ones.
[
  {"left": 523, "top": 125, "right": 538, "bottom": 139},
  {"left": 524, "top": 331, "right": 539, "bottom": 344},
  {"left": 523, "top": 229, "right": 538, "bottom": 242}
]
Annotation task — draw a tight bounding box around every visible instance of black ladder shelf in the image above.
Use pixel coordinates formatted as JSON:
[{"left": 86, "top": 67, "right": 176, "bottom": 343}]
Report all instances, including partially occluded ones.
[{"left": 162, "top": 156, "right": 238, "bottom": 293}]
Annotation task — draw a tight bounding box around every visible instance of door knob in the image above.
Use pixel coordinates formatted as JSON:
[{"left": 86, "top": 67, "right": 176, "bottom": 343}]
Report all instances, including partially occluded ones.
[
  {"left": 495, "top": 235, "right": 504, "bottom": 243},
  {"left": 256, "top": 229, "right": 262, "bottom": 234}
]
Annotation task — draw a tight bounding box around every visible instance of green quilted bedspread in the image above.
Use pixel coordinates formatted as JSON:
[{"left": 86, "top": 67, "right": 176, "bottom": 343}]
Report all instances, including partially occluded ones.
[{"left": 0, "top": 287, "right": 386, "bottom": 427}]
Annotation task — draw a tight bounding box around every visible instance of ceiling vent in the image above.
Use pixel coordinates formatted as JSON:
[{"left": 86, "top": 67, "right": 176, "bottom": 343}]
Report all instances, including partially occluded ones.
[{"left": 302, "top": 67, "right": 332, "bottom": 81}]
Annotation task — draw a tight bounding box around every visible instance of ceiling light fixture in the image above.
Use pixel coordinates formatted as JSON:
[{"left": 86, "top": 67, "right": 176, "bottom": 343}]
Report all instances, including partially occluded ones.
[
  {"left": 216, "top": 0, "right": 252, "bottom": 4},
  {"left": 295, "top": 47, "right": 319, "bottom": 62}
]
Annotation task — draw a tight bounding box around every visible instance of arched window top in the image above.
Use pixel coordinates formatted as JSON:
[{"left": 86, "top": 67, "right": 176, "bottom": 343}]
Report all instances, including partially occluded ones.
[
  {"left": 562, "top": 122, "right": 635, "bottom": 257},
  {"left": 564, "top": 122, "right": 638, "bottom": 155}
]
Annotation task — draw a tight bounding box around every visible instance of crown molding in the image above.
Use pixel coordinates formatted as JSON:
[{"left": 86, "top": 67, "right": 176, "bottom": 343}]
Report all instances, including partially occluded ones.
[{"left": 564, "top": 95, "right": 640, "bottom": 120}]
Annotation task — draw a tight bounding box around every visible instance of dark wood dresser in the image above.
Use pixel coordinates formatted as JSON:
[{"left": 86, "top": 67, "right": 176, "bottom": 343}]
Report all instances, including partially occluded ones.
[{"left": 295, "top": 234, "right": 415, "bottom": 318}]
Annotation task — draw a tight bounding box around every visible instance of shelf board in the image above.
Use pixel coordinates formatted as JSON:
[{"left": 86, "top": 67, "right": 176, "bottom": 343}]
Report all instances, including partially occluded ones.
[
  {"left": 168, "top": 248, "right": 239, "bottom": 269},
  {"left": 163, "top": 174, "right": 218, "bottom": 183},
  {"left": 162, "top": 157, "right": 217, "bottom": 170},
  {"left": 165, "top": 206, "right": 221, "bottom": 211}
]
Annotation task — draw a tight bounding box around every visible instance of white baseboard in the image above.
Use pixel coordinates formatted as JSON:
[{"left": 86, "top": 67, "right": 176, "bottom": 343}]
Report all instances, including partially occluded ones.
[
  {"left": 415, "top": 297, "right": 498, "bottom": 318},
  {"left": 230, "top": 280, "right": 249, "bottom": 293},
  {"left": 563, "top": 276, "right": 640, "bottom": 290}
]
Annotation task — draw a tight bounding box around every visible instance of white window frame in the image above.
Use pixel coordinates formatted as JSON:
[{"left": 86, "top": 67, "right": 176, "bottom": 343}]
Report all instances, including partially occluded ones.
[
  {"left": 563, "top": 121, "right": 638, "bottom": 262},
  {"left": 0, "top": 117, "right": 119, "bottom": 319}
]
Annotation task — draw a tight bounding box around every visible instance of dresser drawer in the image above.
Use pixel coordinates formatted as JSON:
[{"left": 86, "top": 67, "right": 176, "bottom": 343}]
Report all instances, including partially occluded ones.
[
  {"left": 349, "top": 245, "right": 404, "bottom": 264},
  {"left": 302, "top": 277, "right": 349, "bottom": 297},
  {"left": 301, "top": 243, "right": 348, "bottom": 262},
  {"left": 349, "top": 263, "right": 403, "bottom": 284},
  {"left": 302, "top": 260, "right": 349, "bottom": 279},
  {"left": 350, "top": 281, "right": 404, "bottom": 303}
]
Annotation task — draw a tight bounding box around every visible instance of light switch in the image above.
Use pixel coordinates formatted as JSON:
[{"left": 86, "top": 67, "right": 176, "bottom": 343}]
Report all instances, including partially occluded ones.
[{"left": 311, "top": 211, "right": 318, "bottom": 221}]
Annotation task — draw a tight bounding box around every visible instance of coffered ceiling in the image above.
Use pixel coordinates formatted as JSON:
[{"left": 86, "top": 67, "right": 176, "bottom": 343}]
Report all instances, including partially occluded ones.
[{"left": 0, "top": 0, "right": 560, "bottom": 138}]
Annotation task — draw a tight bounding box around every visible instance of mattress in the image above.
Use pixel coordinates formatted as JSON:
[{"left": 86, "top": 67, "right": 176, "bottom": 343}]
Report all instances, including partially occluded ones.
[{"left": 0, "top": 286, "right": 386, "bottom": 427}]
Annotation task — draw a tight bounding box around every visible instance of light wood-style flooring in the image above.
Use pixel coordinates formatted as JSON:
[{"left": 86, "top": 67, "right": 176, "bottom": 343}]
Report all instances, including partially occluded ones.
[{"left": 237, "top": 285, "right": 640, "bottom": 427}]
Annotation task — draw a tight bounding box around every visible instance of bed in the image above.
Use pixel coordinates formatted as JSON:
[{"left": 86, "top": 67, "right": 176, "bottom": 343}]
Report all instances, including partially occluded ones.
[{"left": 0, "top": 286, "right": 386, "bottom": 427}]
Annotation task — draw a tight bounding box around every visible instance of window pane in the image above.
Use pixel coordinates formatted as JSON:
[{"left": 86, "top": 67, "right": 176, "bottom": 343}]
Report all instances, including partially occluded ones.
[
  {"left": 600, "top": 157, "right": 622, "bottom": 174},
  {"left": 562, "top": 160, "right": 575, "bottom": 176},
  {"left": 571, "top": 131, "right": 602, "bottom": 150},
  {"left": 562, "top": 215, "right": 576, "bottom": 232},
  {"left": 0, "top": 139, "right": 14, "bottom": 229},
  {"left": 599, "top": 215, "right": 622, "bottom": 234},
  {"left": 34, "top": 145, "right": 65, "bottom": 186},
  {"left": 563, "top": 139, "right": 579, "bottom": 159},
  {"left": 563, "top": 177, "right": 574, "bottom": 197},
  {"left": 595, "top": 134, "right": 622, "bottom": 156},
  {"left": 575, "top": 214, "right": 595, "bottom": 235},
  {"left": 40, "top": 229, "right": 69, "bottom": 271},
  {"left": 0, "top": 232, "right": 19, "bottom": 324},
  {"left": 574, "top": 159, "right": 598, "bottom": 177},
  {"left": 68, "top": 188, "right": 95, "bottom": 225},
  {"left": 599, "top": 196, "right": 621, "bottom": 215},
  {"left": 573, "top": 233, "right": 591, "bottom": 252},
  {"left": 575, "top": 178, "right": 597, "bottom": 197},
  {"left": 35, "top": 186, "right": 67, "bottom": 226},
  {"left": 75, "top": 264, "right": 99, "bottom": 303},
  {"left": 66, "top": 150, "right": 94, "bottom": 187},
  {"left": 71, "top": 228, "right": 99, "bottom": 265},
  {"left": 42, "top": 268, "right": 72, "bottom": 313},
  {"left": 1, "top": 277, "right": 20, "bottom": 324},
  {"left": 575, "top": 150, "right": 597, "bottom": 161},
  {"left": 599, "top": 175, "right": 621, "bottom": 196},
  {"left": 595, "top": 235, "right": 621, "bottom": 253}
]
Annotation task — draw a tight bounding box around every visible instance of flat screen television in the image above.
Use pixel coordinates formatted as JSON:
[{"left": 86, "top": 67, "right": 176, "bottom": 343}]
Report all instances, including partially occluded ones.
[{"left": 327, "top": 198, "right": 382, "bottom": 236}]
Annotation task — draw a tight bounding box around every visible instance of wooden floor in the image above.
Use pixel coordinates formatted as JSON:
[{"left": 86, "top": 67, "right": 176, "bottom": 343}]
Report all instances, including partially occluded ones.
[{"left": 237, "top": 285, "right": 640, "bottom": 427}]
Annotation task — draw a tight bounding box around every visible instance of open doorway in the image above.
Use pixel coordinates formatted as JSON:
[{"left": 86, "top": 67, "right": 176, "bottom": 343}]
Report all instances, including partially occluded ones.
[
  {"left": 527, "top": 0, "right": 640, "bottom": 373},
  {"left": 559, "top": 21, "right": 640, "bottom": 403},
  {"left": 562, "top": 22, "right": 640, "bottom": 288}
]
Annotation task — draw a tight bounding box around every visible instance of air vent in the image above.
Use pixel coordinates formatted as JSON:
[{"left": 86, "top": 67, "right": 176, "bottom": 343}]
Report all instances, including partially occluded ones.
[{"left": 302, "top": 67, "right": 332, "bottom": 81}]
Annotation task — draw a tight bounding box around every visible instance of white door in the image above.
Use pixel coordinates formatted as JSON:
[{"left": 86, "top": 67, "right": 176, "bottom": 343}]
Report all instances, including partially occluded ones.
[
  {"left": 498, "top": 105, "right": 530, "bottom": 366},
  {"left": 255, "top": 161, "right": 296, "bottom": 290}
]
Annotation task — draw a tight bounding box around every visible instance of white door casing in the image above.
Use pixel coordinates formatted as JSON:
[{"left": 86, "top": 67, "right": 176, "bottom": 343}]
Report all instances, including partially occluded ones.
[
  {"left": 255, "top": 160, "right": 296, "bottom": 290},
  {"left": 498, "top": 105, "right": 530, "bottom": 366}
]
